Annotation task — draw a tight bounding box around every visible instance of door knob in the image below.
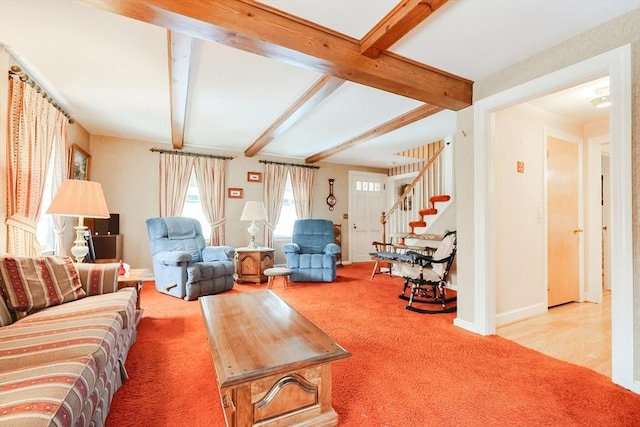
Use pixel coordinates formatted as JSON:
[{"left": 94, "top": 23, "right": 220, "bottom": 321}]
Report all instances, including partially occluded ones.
[
  {"left": 573, "top": 228, "right": 583, "bottom": 234},
  {"left": 602, "top": 226, "right": 608, "bottom": 231},
  {"left": 352, "top": 224, "right": 357, "bottom": 229}
]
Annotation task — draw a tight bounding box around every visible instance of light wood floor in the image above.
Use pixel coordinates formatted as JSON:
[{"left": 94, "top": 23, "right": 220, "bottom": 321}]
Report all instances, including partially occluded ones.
[{"left": 497, "top": 290, "right": 611, "bottom": 377}]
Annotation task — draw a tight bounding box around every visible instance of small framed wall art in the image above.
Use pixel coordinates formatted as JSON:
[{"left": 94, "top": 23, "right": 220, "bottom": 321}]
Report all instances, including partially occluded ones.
[
  {"left": 69, "top": 144, "right": 91, "bottom": 180},
  {"left": 247, "top": 171, "right": 262, "bottom": 183},
  {"left": 228, "top": 188, "right": 244, "bottom": 199}
]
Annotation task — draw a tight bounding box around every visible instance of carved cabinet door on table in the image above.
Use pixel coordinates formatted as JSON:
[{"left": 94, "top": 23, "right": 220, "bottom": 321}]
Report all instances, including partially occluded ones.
[{"left": 235, "top": 248, "right": 275, "bottom": 283}]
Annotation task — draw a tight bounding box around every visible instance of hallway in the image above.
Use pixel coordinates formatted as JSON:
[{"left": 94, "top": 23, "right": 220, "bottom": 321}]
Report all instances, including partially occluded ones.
[{"left": 497, "top": 291, "right": 611, "bottom": 377}]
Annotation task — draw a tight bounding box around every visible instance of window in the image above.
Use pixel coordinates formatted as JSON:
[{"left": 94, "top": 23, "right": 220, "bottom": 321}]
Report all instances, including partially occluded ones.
[
  {"left": 181, "top": 170, "right": 211, "bottom": 238},
  {"left": 273, "top": 173, "right": 297, "bottom": 238},
  {"left": 36, "top": 148, "right": 56, "bottom": 255},
  {"left": 356, "top": 180, "right": 381, "bottom": 192}
]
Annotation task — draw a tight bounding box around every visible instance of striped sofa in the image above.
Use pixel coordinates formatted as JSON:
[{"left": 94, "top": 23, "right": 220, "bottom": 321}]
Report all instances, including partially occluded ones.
[{"left": 0, "top": 257, "right": 138, "bottom": 427}]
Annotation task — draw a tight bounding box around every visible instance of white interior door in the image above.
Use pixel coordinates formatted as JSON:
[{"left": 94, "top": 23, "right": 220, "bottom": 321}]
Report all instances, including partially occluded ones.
[
  {"left": 602, "top": 153, "right": 611, "bottom": 290},
  {"left": 348, "top": 171, "right": 386, "bottom": 263},
  {"left": 546, "top": 135, "right": 582, "bottom": 307}
]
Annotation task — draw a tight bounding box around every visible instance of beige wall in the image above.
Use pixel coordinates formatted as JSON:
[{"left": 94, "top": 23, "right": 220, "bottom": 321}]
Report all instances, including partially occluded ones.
[
  {"left": 455, "top": 8, "right": 639, "bottom": 379},
  {"left": 89, "top": 135, "right": 384, "bottom": 269}
]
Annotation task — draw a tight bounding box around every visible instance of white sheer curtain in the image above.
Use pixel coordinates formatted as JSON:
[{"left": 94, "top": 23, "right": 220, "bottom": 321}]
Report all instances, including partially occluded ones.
[
  {"left": 159, "top": 153, "right": 194, "bottom": 217},
  {"left": 193, "top": 157, "right": 227, "bottom": 245},
  {"left": 51, "top": 119, "right": 69, "bottom": 256},
  {"left": 6, "top": 78, "right": 66, "bottom": 256},
  {"left": 263, "top": 163, "right": 288, "bottom": 248},
  {"left": 290, "top": 166, "right": 315, "bottom": 219}
]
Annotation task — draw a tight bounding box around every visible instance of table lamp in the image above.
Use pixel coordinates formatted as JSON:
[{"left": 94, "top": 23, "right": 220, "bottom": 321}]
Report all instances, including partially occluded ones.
[
  {"left": 240, "top": 201, "right": 267, "bottom": 249},
  {"left": 47, "top": 179, "right": 110, "bottom": 262}
]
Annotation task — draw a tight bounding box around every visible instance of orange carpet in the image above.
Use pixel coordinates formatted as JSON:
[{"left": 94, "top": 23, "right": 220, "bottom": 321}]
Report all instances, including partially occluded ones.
[{"left": 106, "top": 263, "right": 640, "bottom": 426}]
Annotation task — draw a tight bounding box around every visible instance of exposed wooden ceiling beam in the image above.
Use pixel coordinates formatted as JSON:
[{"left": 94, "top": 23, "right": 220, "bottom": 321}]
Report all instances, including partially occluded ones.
[
  {"left": 305, "top": 103, "right": 443, "bottom": 163},
  {"left": 79, "top": 0, "right": 472, "bottom": 110},
  {"left": 245, "top": 76, "right": 344, "bottom": 157},
  {"left": 360, "top": 0, "right": 449, "bottom": 59},
  {"left": 167, "top": 30, "right": 192, "bottom": 149}
]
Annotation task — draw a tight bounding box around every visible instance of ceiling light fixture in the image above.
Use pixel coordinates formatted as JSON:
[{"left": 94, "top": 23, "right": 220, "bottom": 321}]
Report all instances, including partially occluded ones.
[{"left": 591, "top": 87, "right": 611, "bottom": 109}]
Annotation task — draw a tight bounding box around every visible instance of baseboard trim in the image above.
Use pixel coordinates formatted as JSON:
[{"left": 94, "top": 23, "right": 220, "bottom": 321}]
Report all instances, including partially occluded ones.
[
  {"left": 453, "top": 317, "right": 478, "bottom": 334},
  {"left": 496, "top": 303, "right": 547, "bottom": 327}
]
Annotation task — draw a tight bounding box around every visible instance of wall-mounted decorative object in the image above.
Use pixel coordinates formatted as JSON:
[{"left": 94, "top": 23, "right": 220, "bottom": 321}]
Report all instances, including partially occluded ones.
[
  {"left": 326, "top": 179, "right": 336, "bottom": 211},
  {"left": 247, "top": 171, "right": 262, "bottom": 183},
  {"left": 228, "top": 188, "right": 244, "bottom": 199},
  {"left": 400, "top": 183, "right": 413, "bottom": 211},
  {"left": 69, "top": 144, "right": 91, "bottom": 180}
]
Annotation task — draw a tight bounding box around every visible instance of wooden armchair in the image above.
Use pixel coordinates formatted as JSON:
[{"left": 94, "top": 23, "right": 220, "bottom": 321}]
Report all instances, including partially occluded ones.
[{"left": 370, "top": 241, "right": 395, "bottom": 280}]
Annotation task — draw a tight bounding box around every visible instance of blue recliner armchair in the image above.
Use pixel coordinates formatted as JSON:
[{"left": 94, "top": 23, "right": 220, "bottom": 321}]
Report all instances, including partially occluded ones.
[
  {"left": 146, "top": 217, "right": 235, "bottom": 300},
  {"left": 283, "top": 219, "right": 341, "bottom": 282}
]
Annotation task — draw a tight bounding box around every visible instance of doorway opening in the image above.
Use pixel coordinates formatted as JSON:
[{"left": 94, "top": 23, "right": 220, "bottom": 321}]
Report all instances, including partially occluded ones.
[
  {"left": 469, "top": 45, "right": 634, "bottom": 391},
  {"left": 492, "top": 77, "right": 611, "bottom": 376}
]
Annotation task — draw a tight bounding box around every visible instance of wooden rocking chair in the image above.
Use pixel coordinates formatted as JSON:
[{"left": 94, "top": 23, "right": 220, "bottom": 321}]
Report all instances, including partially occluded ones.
[{"left": 397, "top": 231, "right": 457, "bottom": 314}]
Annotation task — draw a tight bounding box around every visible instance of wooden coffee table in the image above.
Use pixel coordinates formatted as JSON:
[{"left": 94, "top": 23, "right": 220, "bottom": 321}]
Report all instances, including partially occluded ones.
[{"left": 200, "top": 290, "right": 351, "bottom": 427}]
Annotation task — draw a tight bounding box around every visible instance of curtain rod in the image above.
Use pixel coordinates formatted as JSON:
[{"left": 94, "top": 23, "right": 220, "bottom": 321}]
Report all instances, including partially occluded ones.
[
  {"left": 259, "top": 159, "right": 319, "bottom": 169},
  {"left": 8, "top": 66, "right": 74, "bottom": 123},
  {"left": 149, "top": 148, "right": 233, "bottom": 160}
]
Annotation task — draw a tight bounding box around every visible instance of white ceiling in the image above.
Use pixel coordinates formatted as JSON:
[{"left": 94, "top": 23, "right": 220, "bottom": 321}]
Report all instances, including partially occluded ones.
[{"left": 0, "top": 0, "right": 636, "bottom": 168}]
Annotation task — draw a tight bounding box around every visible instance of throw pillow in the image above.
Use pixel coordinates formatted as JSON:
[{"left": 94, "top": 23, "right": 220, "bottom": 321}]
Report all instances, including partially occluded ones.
[
  {"left": 0, "top": 287, "right": 15, "bottom": 326},
  {"left": 0, "top": 256, "right": 86, "bottom": 314},
  {"left": 74, "top": 262, "right": 119, "bottom": 296}
]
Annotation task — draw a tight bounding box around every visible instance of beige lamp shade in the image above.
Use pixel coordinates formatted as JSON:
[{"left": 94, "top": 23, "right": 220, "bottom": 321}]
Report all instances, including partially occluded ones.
[
  {"left": 47, "top": 179, "right": 110, "bottom": 219},
  {"left": 240, "top": 201, "right": 267, "bottom": 221},
  {"left": 240, "top": 201, "right": 267, "bottom": 248}
]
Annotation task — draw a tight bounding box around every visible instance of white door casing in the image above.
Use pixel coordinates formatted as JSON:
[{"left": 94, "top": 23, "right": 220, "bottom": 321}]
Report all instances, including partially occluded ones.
[
  {"left": 586, "top": 135, "right": 611, "bottom": 303},
  {"left": 348, "top": 171, "right": 387, "bottom": 263},
  {"left": 602, "top": 153, "right": 611, "bottom": 291}
]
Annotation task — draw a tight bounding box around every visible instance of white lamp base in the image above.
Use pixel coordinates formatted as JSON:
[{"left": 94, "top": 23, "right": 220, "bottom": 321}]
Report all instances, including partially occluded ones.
[
  {"left": 71, "top": 225, "right": 89, "bottom": 263},
  {"left": 247, "top": 221, "right": 259, "bottom": 249}
]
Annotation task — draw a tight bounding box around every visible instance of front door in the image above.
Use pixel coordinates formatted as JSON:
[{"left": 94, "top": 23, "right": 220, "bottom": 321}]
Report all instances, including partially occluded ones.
[
  {"left": 348, "top": 171, "right": 386, "bottom": 262},
  {"left": 547, "top": 136, "right": 581, "bottom": 307}
]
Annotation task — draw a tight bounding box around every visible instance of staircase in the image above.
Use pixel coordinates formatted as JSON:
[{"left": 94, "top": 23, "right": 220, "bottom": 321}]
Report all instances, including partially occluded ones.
[
  {"left": 380, "top": 140, "right": 453, "bottom": 248},
  {"left": 403, "top": 194, "right": 451, "bottom": 242}
]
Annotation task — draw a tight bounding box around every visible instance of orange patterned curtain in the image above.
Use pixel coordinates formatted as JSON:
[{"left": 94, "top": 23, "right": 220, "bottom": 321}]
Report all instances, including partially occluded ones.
[{"left": 6, "top": 78, "right": 67, "bottom": 256}]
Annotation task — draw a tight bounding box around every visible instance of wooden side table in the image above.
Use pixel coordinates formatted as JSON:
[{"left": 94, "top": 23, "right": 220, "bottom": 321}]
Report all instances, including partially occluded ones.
[
  {"left": 235, "top": 247, "right": 274, "bottom": 283},
  {"left": 117, "top": 268, "right": 148, "bottom": 311}
]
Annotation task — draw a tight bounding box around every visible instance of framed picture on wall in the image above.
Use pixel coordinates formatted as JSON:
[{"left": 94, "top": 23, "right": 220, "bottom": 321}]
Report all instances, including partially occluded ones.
[
  {"left": 228, "top": 188, "right": 243, "bottom": 199},
  {"left": 247, "top": 171, "right": 262, "bottom": 183},
  {"left": 69, "top": 144, "right": 91, "bottom": 180}
]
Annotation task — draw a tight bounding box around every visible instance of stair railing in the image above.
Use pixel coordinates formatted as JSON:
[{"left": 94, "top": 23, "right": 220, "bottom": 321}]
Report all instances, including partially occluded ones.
[{"left": 380, "top": 144, "right": 445, "bottom": 245}]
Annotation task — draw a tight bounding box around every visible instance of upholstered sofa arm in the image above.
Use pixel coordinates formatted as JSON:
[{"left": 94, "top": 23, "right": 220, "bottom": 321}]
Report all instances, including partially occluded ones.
[
  {"left": 74, "top": 262, "right": 119, "bottom": 295},
  {"left": 155, "top": 251, "right": 192, "bottom": 265},
  {"left": 202, "top": 246, "right": 236, "bottom": 262},
  {"left": 282, "top": 243, "right": 300, "bottom": 254},
  {"left": 323, "top": 243, "right": 341, "bottom": 256}
]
